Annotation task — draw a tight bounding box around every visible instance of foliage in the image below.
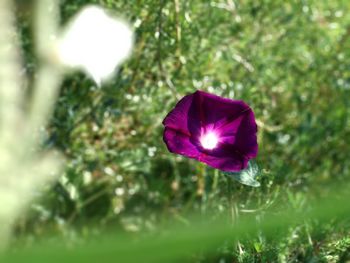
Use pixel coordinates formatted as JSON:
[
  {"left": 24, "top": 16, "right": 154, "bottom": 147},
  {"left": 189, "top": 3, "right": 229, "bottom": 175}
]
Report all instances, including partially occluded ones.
[{"left": 10, "top": 0, "right": 350, "bottom": 262}]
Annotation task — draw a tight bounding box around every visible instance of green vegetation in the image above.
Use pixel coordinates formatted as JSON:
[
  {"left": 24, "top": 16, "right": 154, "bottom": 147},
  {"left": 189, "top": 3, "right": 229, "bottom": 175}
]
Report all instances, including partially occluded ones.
[{"left": 8, "top": 0, "right": 350, "bottom": 262}]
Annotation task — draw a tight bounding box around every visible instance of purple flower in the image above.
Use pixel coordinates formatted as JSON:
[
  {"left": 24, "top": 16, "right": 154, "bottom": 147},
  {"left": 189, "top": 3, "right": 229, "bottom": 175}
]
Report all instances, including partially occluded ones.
[{"left": 162, "top": 90, "right": 258, "bottom": 172}]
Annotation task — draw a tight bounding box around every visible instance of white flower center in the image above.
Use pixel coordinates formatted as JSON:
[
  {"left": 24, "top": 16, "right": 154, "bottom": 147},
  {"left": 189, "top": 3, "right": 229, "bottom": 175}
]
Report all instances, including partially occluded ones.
[{"left": 200, "top": 132, "right": 218, "bottom": 150}]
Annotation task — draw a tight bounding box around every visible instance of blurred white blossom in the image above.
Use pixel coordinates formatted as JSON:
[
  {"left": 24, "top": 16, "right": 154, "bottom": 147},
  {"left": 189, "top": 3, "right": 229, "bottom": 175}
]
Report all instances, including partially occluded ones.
[{"left": 57, "top": 5, "right": 133, "bottom": 84}]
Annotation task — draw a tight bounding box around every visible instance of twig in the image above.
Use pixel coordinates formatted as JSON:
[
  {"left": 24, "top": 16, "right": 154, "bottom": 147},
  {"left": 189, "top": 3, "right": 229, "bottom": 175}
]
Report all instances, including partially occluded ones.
[
  {"left": 256, "top": 119, "right": 283, "bottom": 132},
  {"left": 173, "top": 0, "right": 181, "bottom": 57},
  {"left": 156, "top": 0, "right": 180, "bottom": 100}
]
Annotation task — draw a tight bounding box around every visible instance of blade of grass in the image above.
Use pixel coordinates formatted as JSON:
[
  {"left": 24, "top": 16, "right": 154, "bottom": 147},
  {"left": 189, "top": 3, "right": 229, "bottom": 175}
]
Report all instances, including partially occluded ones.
[{"left": 2, "top": 182, "right": 350, "bottom": 263}]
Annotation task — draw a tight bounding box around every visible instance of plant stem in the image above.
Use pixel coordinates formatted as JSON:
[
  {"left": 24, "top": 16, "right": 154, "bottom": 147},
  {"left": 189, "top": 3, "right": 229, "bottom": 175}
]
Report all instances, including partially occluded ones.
[
  {"left": 212, "top": 169, "right": 219, "bottom": 192},
  {"left": 29, "top": 0, "right": 62, "bottom": 139},
  {"left": 0, "top": 0, "right": 25, "bottom": 251},
  {"left": 0, "top": 0, "right": 63, "bottom": 250},
  {"left": 226, "top": 176, "right": 237, "bottom": 225},
  {"left": 0, "top": 0, "right": 24, "bottom": 141}
]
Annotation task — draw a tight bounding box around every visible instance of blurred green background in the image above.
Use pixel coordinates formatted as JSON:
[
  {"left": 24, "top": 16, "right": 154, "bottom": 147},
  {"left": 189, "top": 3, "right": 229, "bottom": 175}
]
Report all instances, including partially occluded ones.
[{"left": 13, "top": 0, "right": 350, "bottom": 262}]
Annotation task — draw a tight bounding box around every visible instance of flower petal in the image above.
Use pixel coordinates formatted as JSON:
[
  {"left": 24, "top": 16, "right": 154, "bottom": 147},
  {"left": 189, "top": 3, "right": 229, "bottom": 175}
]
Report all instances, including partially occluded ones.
[
  {"left": 199, "top": 149, "right": 248, "bottom": 172},
  {"left": 162, "top": 93, "right": 194, "bottom": 136},
  {"left": 233, "top": 109, "right": 258, "bottom": 158},
  {"left": 57, "top": 5, "right": 133, "bottom": 84},
  {"left": 190, "top": 90, "right": 250, "bottom": 129},
  {"left": 163, "top": 127, "right": 200, "bottom": 158}
]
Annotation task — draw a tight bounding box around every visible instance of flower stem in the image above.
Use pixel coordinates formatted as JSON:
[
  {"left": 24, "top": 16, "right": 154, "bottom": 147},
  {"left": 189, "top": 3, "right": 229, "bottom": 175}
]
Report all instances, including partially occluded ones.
[
  {"left": 212, "top": 169, "right": 219, "bottom": 192},
  {"left": 226, "top": 176, "right": 237, "bottom": 225}
]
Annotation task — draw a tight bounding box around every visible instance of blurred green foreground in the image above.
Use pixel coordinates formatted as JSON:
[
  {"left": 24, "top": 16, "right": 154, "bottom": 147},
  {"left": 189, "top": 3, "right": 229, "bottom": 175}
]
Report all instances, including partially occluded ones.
[{"left": 5, "top": 0, "right": 350, "bottom": 262}]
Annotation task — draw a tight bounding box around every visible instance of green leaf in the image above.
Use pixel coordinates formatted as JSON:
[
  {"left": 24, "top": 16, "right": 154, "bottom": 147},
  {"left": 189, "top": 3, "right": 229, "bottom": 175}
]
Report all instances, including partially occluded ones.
[{"left": 225, "top": 160, "right": 260, "bottom": 187}]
